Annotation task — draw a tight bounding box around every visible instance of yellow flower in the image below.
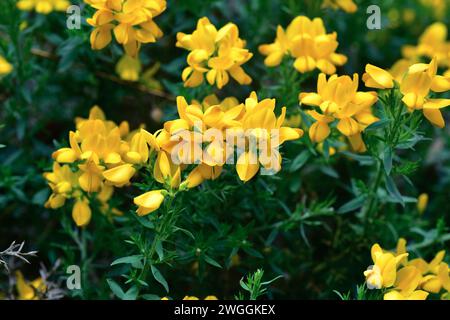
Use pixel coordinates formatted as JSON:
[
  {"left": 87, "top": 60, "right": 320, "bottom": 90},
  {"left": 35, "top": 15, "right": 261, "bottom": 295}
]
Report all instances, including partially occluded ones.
[
  {"left": 15, "top": 271, "right": 46, "bottom": 300},
  {"left": 400, "top": 58, "right": 450, "bottom": 128},
  {"left": 177, "top": 17, "right": 253, "bottom": 89},
  {"left": 259, "top": 16, "right": 347, "bottom": 74},
  {"left": 182, "top": 295, "right": 217, "bottom": 300},
  {"left": 420, "top": 0, "right": 447, "bottom": 19},
  {"left": 236, "top": 92, "right": 304, "bottom": 181},
  {"left": 300, "top": 73, "right": 378, "bottom": 150},
  {"left": 153, "top": 151, "right": 181, "bottom": 189},
  {"left": 362, "top": 64, "right": 395, "bottom": 89},
  {"left": 86, "top": 0, "right": 166, "bottom": 56},
  {"left": 45, "top": 106, "right": 151, "bottom": 226},
  {"left": 133, "top": 189, "right": 165, "bottom": 216},
  {"left": 417, "top": 193, "right": 428, "bottom": 214},
  {"left": 125, "top": 129, "right": 159, "bottom": 164},
  {"left": 43, "top": 162, "right": 80, "bottom": 209},
  {"left": 402, "top": 22, "right": 450, "bottom": 69},
  {"left": 103, "top": 163, "right": 136, "bottom": 186},
  {"left": 0, "top": 55, "right": 13, "bottom": 76},
  {"left": 72, "top": 199, "right": 92, "bottom": 227},
  {"left": 17, "top": 0, "right": 70, "bottom": 14},
  {"left": 383, "top": 266, "right": 427, "bottom": 300},
  {"left": 116, "top": 55, "right": 142, "bottom": 81},
  {"left": 322, "top": 0, "right": 357, "bottom": 13},
  {"left": 364, "top": 243, "right": 408, "bottom": 289}
]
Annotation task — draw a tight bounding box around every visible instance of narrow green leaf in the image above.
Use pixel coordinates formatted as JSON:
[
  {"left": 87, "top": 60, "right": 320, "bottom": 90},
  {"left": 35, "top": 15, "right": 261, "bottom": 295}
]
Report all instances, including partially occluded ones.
[
  {"left": 204, "top": 255, "right": 222, "bottom": 268},
  {"left": 151, "top": 265, "right": 169, "bottom": 293},
  {"left": 337, "top": 195, "right": 367, "bottom": 214},
  {"left": 289, "top": 151, "right": 310, "bottom": 172},
  {"left": 111, "top": 255, "right": 143, "bottom": 266},
  {"left": 107, "top": 279, "right": 125, "bottom": 299}
]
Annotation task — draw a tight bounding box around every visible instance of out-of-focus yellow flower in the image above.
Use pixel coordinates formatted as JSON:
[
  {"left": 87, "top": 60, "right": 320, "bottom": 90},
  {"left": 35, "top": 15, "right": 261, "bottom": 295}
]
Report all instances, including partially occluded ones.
[
  {"left": 17, "top": 0, "right": 70, "bottom": 14},
  {"left": 176, "top": 17, "right": 253, "bottom": 89},
  {"left": 134, "top": 189, "right": 165, "bottom": 216},
  {"left": 389, "top": 59, "right": 415, "bottom": 83},
  {"left": 362, "top": 64, "right": 394, "bottom": 89},
  {"left": 400, "top": 58, "right": 450, "bottom": 128},
  {"left": 0, "top": 56, "right": 13, "bottom": 76},
  {"left": 420, "top": 0, "right": 447, "bottom": 20},
  {"left": 417, "top": 193, "right": 428, "bottom": 214},
  {"left": 15, "top": 271, "right": 46, "bottom": 300},
  {"left": 283, "top": 114, "right": 302, "bottom": 128},
  {"left": 402, "top": 22, "right": 450, "bottom": 69},
  {"left": 259, "top": 16, "right": 347, "bottom": 74},
  {"left": 300, "top": 73, "right": 378, "bottom": 151},
  {"left": 116, "top": 55, "right": 141, "bottom": 82},
  {"left": 182, "top": 295, "right": 217, "bottom": 300},
  {"left": 322, "top": 0, "right": 357, "bottom": 13},
  {"left": 86, "top": 0, "right": 166, "bottom": 57}
]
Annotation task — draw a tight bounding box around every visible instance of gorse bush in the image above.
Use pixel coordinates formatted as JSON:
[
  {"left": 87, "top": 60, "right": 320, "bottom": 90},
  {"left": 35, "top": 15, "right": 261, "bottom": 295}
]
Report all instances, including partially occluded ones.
[{"left": 0, "top": 0, "right": 449, "bottom": 301}]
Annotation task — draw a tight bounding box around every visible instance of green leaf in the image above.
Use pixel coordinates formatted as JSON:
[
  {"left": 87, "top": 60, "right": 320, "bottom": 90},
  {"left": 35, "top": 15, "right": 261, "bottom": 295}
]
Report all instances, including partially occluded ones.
[
  {"left": 337, "top": 195, "right": 367, "bottom": 214},
  {"left": 385, "top": 175, "right": 404, "bottom": 206},
  {"left": 203, "top": 255, "right": 222, "bottom": 268},
  {"left": 340, "top": 152, "right": 375, "bottom": 166},
  {"left": 364, "top": 119, "right": 391, "bottom": 131},
  {"left": 151, "top": 265, "right": 169, "bottom": 293},
  {"left": 107, "top": 279, "right": 125, "bottom": 299},
  {"left": 383, "top": 147, "right": 393, "bottom": 175},
  {"left": 111, "top": 255, "right": 143, "bottom": 266},
  {"left": 289, "top": 151, "right": 310, "bottom": 172},
  {"left": 135, "top": 216, "right": 154, "bottom": 229},
  {"left": 142, "top": 294, "right": 161, "bottom": 300},
  {"left": 155, "top": 240, "right": 164, "bottom": 262},
  {"left": 123, "top": 286, "right": 139, "bottom": 300}
]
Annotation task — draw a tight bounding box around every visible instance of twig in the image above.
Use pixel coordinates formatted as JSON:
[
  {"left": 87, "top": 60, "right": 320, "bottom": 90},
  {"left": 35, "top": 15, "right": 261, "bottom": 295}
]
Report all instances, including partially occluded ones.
[{"left": 0, "top": 241, "right": 38, "bottom": 272}]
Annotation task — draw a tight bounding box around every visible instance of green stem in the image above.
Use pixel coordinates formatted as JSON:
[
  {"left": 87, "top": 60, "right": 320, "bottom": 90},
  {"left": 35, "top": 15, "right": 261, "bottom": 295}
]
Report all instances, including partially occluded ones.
[
  {"left": 137, "top": 192, "right": 177, "bottom": 288},
  {"left": 363, "top": 158, "right": 383, "bottom": 232}
]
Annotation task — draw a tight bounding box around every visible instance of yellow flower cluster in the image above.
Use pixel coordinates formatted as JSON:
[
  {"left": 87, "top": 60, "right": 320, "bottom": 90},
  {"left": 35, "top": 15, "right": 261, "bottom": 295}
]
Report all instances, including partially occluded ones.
[
  {"left": 322, "top": 0, "right": 358, "bottom": 13},
  {"left": 0, "top": 55, "right": 13, "bottom": 76},
  {"left": 259, "top": 16, "right": 347, "bottom": 75},
  {"left": 16, "top": 0, "right": 70, "bottom": 14},
  {"left": 299, "top": 73, "right": 379, "bottom": 152},
  {"left": 391, "top": 23, "right": 450, "bottom": 80},
  {"left": 160, "top": 92, "right": 303, "bottom": 186},
  {"left": 363, "top": 58, "right": 450, "bottom": 128},
  {"left": 176, "top": 17, "right": 253, "bottom": 89},
  {"left": 44, "top": 106, "right": 157, "bottom": 226},
  {"left": 86, "top": 0, "right": 166, "bottom": 57},
  {"left": 364, "top": 240, "right": 450, "bottom": 300},
  {"left": 45, "top": 93, "right": 303, "bottom": 225}
]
